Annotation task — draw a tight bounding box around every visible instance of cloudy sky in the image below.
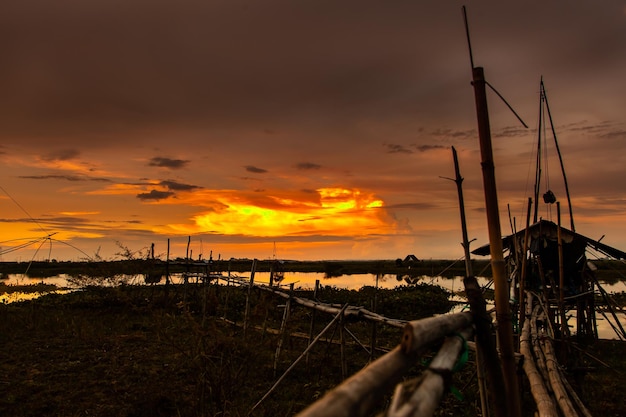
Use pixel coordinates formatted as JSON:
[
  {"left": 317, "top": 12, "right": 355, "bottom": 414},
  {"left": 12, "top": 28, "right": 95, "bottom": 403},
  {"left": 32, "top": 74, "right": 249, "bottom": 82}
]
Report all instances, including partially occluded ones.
[{"left": 1, "top": 0, "right": 625, "bottom": 262}]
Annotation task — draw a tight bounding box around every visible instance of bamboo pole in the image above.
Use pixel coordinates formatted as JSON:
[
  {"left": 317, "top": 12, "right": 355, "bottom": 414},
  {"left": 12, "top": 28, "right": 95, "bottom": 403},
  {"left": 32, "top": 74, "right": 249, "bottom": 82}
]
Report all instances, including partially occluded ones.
[
  {"left": 560, "top": 370, "right": 593, "bottom": 417},
  {"left": 387, "top": 326, "right": 474, "bottom": 417},
  {"left": 450, "top": 145, "right": 500, "bottom": 417},
  {"left": 520, "top": 293, "right": 558, "bottom": 417},
  {"left": 243, "top": 259, "right": 257, "bottom": 336},
  {"left": 274, "top": 282, "right": 294, "bottom": 377},
  {"left": 370, "top": 273, "right": 379, "bottom": 363},
  {"left": 296, "top": 313, "right": 474, "bottom": 417},
  {"left": 250, "top": 282, "right": 406, "bottom": 327},
  {"left": 295, "top": 345, "right": 417, "bottom": 417},
  {"left": 530, "top": 304, "right": 551, "bottom": 386},
  {"left": 340, "top": 307, "right": 347, "bottom": 380},
  {"left": 401, "top": 312, "right": 473, "bottom": 355},
  {"left": 519, "top": 197, "right": 532, "bottom": 331},
  {"left": 591, "top": 274, "right": 626, "bottom": 340},
  {"left": 470, "top": 65, "right": 521, "bottom": 417},
  {"left": 165, "top": 238, "right": 170, "bottom": 286},
  {"left": 250, "top": 304, "right": 349, "bottom": 415},
  {"left": 557, "top": 202, "right": 569, "bottom": 342},
  {"left": 540, "top": 336, "right": 578, "bottom": 417},
  {"left": 542, "top": 80, "right": 575, "bottom": 232},
  {"left": 306, "top": 279, "right": 319, "bottom": 367}
]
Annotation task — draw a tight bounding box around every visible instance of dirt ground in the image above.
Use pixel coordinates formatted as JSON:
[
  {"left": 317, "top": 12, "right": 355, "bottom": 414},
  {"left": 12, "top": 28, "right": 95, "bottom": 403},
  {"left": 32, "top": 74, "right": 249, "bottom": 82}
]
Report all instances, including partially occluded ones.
[{"left": 0, "top": 286, "right": 624, "bottom": 417}]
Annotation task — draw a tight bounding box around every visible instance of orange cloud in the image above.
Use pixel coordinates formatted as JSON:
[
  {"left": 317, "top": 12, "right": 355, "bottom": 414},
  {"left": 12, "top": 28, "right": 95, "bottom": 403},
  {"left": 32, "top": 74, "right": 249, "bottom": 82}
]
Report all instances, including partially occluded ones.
[{"left": 166, "top": 187, "right": 394, "bottom": 237}]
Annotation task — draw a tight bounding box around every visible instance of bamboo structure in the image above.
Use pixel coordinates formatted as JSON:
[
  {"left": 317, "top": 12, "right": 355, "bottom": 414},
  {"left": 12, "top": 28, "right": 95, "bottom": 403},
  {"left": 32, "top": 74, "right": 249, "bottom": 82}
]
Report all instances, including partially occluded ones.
[
  {"left": 156, "top": 245, "right": 602, "bottom": 416},
  {"left": 520, "top": 293, "right": 558, "bottom": 417},
  {"left": 387, "top": 326, "right": 474, "bottom": 417},
  {"left": 295, "top": 312, "right": 474, "bottom": 417}
]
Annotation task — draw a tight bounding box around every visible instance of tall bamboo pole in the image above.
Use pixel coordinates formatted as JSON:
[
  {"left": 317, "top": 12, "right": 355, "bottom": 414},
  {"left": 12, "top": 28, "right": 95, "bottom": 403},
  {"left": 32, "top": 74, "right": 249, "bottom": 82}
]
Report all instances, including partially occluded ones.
[
  {"left": 471, "top": 66, "right": 521, "bottom": 417},
  {"left": 519, "top": 197, "right": 532, "bottom": 331},
  {"left": 543, "top": 81, "right": 575, "bottom": 232},
  {"left": 451, "top": 146, "right": 499, "bottom": 417},
  {"left": 557, "top": 203, "right": 569, "bottom": 340}
]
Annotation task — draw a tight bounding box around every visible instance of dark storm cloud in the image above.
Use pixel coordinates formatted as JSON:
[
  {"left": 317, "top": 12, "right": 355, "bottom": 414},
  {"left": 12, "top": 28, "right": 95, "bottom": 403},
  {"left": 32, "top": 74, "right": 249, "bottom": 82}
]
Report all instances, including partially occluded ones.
[
  {"left": 136, "top": 190, "right": 174, "bottom": 201},
  {"left": 600, "top": 129, "right": 626, "bottom": 140},
  {"left": 429, "top": 129, "right": 475, "bottom": 140},
  {"left": 494, "top": 126, "right": 529, "bottom": 139},
  {"left": 0, "top": 0, "right": 471, "bottom": 146},
  {"left": 385, "top": 144, "right": 413, "bottom": 154},
  {"left": 18, "top": 174, "right": 111, "bottom": 182},
  {"left": 148, "top": 157, "right": 190, "bottom": 169},
  {"left": 414, "top": 145, "right": 447, "bottom": 152},
  {"left": 245, "top": 166, "right": 268, "bottom": 174},
  {"left": 159, "top": 180, "right": 200, "bottom": 191},
  {"left": 0, "top": 0, "right": 623, "bottom": 152},
  {"left": 296, "top": 162, "right": 322, "bottom": 170},
  {"left": 41, "top": 149, "right": 80, "bottom": 161}
]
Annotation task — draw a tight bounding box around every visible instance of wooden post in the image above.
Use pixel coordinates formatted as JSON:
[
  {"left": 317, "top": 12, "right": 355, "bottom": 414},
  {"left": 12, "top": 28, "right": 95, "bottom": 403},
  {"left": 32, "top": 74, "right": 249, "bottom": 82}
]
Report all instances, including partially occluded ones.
[
  {"left": 222, "top": 274, "right": 231, "bottom": 321},
  {"left": 274, "top": 282, "right": 294, "bottom": 377},
  {"left": 165, "top": 239, "right": 170, "bottom": 286},
  {"left": 306, "top": 279, "right": 320, "bottom": 367},
  {"left": 519, "top": 198, "right": 532, "bottom": 331},
  {"left": 370, "top": 274, "right": 379, "bottom": 363},
  {"left": 470, "top": 65, "right": 521, "bottom": 417},
  {"left": 243, "top": 259, "right": 257, "bottom": 336},
  {"left": 340, "top": 307, "right": 347, "bottom": 380}
]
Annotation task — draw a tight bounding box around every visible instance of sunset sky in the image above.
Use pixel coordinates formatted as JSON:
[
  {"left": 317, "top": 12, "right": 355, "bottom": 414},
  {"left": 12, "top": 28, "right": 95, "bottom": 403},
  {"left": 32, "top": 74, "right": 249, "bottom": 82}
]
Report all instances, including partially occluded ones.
[{"left": 1, "top": 1, "right": 625, "bottom": 262}]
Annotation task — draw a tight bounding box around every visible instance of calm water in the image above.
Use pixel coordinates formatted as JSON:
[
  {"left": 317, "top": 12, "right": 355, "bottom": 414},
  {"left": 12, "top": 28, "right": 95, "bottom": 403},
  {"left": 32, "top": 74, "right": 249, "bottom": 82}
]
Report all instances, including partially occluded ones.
[{"left": 2, "top": 271, "right": 624, "bottom": 340}]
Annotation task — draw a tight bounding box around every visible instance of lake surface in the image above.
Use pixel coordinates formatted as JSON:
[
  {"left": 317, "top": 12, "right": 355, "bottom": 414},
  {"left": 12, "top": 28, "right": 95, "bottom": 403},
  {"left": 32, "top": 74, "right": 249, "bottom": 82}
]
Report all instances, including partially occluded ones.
[{"left": 2, "top": 271, "right": 624, "bottom": 340}]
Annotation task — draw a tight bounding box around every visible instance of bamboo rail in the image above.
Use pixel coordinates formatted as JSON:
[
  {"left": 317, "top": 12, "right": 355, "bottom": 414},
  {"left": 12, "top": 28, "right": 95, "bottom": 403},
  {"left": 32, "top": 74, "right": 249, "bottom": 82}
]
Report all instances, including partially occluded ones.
[
  {"left": 387, "top": 326, "right": 474, "bottom": 417},
  {"left": 521, "top": 293, "right": 558, "bottom": 417},
  {"left": 294, "top": 312, "right": 474, "bottom": 417}
]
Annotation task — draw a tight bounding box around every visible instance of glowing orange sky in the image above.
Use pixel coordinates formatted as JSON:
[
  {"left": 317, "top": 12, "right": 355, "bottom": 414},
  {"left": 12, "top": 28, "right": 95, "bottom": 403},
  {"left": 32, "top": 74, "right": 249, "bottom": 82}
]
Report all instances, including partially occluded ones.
[{"left": 1, "top": 1, "right": 626, "bottom": 262}]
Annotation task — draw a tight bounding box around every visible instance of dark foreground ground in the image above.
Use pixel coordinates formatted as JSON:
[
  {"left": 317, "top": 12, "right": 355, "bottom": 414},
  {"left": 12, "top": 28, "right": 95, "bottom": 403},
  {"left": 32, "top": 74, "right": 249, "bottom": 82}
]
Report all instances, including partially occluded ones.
[{"left": 0, "top": 284, "right": 624, "bottom": 417}]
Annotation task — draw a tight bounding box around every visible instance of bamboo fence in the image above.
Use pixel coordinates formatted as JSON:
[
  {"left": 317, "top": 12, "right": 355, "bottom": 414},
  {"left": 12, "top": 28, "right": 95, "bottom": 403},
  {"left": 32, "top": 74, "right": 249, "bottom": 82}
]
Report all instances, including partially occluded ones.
[{"left": 167, "top": 257, "right": 594, "bottom": 417}]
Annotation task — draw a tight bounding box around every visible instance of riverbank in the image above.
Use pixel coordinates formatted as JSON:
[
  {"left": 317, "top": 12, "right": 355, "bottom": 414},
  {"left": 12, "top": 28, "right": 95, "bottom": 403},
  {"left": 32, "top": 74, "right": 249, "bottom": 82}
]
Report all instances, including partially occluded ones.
[{"left": 3, "top": 257, "right": 626, "bottom": 280}]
